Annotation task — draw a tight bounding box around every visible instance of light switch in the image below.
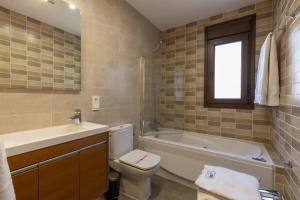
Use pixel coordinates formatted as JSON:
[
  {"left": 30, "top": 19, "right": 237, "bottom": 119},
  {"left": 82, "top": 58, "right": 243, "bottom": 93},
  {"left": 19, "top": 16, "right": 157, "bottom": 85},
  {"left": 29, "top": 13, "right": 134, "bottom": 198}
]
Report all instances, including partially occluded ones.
[{"left": 92, "top": 96, "right": 100, "bottom": 111}]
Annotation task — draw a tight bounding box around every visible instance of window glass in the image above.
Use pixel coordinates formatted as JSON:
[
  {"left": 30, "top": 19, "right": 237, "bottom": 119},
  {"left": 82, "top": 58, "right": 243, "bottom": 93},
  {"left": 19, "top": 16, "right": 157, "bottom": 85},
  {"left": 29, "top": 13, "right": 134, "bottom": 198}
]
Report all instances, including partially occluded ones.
[{"left": 214, "top": 41, "right": 242, "bottom": 99}]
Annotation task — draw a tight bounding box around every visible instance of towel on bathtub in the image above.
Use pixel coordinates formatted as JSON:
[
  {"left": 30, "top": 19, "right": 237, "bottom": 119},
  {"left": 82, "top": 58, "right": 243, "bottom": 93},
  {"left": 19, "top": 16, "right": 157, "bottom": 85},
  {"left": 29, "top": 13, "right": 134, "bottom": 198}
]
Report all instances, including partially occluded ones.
[{"left": 195, "top": 165, "right": 260, "bottom": 200}]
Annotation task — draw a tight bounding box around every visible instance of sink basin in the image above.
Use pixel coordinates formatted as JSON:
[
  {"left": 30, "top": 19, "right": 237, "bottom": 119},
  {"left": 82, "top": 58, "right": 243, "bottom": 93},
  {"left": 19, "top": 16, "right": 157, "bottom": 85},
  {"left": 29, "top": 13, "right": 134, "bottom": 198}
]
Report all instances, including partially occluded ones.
[{"left": 1, "top": 122, "right": 109, "bottom": 157}]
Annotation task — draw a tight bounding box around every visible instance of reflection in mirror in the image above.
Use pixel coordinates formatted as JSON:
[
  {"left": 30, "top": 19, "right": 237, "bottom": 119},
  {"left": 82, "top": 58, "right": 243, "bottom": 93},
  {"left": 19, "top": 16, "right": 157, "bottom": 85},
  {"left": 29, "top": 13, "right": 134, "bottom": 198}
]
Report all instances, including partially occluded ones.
[{"left": 0, "top": 0, "right": 81, "bottom": 91}]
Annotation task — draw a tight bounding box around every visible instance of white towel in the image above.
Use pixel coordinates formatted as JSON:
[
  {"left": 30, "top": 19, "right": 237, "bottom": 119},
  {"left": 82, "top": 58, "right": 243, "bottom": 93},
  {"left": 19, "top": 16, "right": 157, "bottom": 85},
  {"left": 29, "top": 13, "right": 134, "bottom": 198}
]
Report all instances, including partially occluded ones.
[
  {"left": 255, "top": 32, "right": 279, "bottom": 106},
  {"left": 195, "top": 165, "right": 260, "bottom": 200},
  {"left": 0, "top": 141, "right": 16, "bottom": 200}
]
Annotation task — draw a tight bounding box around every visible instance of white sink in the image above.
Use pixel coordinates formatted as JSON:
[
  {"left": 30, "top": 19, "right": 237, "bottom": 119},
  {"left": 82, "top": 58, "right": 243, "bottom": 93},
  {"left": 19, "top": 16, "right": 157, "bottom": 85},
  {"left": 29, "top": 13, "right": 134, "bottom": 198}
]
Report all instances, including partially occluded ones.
[{"left": 1, "top": 122, "right": 109, "bottom": 157}]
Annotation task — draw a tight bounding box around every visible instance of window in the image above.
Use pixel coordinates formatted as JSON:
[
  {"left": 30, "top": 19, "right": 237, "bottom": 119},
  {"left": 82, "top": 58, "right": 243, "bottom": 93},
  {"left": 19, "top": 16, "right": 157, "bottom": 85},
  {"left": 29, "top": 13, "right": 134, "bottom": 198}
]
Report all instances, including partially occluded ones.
[
  {"left": 204, "top": 15, "right": 256, "bottom": 109},
  {"left": 215, "top": 41, "right": 242, "bottom": 99}
]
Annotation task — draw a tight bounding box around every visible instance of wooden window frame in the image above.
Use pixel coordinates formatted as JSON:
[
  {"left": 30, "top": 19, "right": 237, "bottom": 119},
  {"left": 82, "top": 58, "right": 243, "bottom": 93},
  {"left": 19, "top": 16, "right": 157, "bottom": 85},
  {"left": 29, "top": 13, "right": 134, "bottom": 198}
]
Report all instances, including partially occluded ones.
[{"left": 204, "top": 15, "right": 256, "bottom": 109}]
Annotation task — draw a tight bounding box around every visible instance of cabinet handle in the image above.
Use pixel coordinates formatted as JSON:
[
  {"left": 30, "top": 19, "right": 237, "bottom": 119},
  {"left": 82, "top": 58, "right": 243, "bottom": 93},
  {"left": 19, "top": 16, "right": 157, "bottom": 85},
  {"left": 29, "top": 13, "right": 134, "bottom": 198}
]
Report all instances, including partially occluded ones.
[
  {"left": 78, "top": 141, "right": 107, "bottom": 152},
  {"left": 38, "top": 150, "right": 79, "bottom": 166},
  {"left": 11, "top": 164, "right": 38, "bottom": 176},
  {"left": 11, "top": 140, "right": 107, "bottom": 175},
  {"left": 39, "top": 141, "right": 107, "bottom": 166}
]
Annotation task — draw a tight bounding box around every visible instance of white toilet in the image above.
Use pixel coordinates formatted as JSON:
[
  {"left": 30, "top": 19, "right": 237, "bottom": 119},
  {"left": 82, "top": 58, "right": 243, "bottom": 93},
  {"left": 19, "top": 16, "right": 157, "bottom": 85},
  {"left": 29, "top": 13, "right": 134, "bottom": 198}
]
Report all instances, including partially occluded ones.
[{"left": 109, "top": 124, "right": 160, "bottom": 200}]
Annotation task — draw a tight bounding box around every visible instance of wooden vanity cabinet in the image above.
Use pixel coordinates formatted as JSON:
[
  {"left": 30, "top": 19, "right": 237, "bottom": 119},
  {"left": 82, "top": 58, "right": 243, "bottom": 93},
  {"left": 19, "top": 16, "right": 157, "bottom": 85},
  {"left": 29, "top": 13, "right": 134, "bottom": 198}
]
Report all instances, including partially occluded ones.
[
  {"left": 8, "top": 133, "right": 109, "bottom": 200},
  {"left": 80, "top": 143, "right": 108, "bottom": 200},
  {"left": 12, "top": 167, "right": 39, "bottom": 200},
  {"left": 39, "top": 153, "right": 80, "bottom": 200}
]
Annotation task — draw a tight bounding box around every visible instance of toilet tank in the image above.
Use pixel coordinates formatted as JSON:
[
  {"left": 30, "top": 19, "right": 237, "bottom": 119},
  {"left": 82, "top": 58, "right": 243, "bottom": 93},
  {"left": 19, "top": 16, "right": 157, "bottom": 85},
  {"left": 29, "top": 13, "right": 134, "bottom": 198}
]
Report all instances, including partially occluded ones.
[{"left": 109, "top": 124, "right": 133, "bottom": 160}]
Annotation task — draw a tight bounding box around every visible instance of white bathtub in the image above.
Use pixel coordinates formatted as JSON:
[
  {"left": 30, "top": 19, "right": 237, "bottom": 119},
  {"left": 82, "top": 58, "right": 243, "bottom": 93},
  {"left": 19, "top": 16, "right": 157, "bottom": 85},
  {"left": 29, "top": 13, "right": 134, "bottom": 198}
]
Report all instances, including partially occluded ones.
[{"left": 139, "top": 128, "right": 274, "bottom": 188}]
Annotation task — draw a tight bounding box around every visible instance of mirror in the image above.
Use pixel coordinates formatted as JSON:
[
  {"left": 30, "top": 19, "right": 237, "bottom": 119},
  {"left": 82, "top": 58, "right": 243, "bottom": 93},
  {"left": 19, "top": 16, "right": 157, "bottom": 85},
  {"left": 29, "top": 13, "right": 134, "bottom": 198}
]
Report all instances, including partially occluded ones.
[{"left": 0, "top": 0, "right": 81, "bottom": 91}]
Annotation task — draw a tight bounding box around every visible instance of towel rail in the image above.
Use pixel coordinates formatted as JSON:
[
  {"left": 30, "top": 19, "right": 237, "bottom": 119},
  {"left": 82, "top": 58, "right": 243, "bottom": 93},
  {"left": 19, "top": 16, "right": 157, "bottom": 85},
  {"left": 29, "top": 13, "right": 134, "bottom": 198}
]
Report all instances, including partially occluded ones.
[
  {"left": 10, "top": 140, "right": 107, "bottom": 175},
  {"left": 273, "top": 2, "right": 299, "bottom": 34}
]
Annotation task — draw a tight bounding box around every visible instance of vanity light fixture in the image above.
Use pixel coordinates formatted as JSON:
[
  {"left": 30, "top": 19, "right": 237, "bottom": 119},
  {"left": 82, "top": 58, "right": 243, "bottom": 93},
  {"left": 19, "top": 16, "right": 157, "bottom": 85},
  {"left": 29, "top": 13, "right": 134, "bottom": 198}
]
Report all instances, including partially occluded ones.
[
  {"left": 69, "top": 3, "right": 76, "bottom": 10},
  {"left": 42, "top": 0, "right": 55, "bottom": 5}
]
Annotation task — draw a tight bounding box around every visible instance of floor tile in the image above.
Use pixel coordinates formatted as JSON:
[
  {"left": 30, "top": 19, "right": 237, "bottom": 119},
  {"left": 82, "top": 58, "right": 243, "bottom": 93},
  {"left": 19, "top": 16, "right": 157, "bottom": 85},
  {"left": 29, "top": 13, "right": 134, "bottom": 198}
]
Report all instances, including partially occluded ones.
[{"left": 99, "top": 175, "right": 197, "bottom": 200}]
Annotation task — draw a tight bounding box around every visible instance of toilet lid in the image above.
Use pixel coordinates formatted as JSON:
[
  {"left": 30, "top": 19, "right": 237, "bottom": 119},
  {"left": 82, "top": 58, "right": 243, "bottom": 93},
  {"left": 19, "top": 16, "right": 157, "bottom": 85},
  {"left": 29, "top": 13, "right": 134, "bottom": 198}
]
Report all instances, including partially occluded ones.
[{"left": 119, "top": 149, "right": 160, "bottom": 171}]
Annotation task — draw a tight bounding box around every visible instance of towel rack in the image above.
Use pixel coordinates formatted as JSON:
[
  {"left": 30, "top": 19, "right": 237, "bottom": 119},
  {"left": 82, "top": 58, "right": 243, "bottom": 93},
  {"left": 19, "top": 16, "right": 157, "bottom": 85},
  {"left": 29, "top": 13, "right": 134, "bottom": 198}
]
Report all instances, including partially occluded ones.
[
  {"left": 273, "top": 0, "right": 299, "bottom": 34},
  {"left": 273, "top": 14, "right": 296, "bottom": 33}
]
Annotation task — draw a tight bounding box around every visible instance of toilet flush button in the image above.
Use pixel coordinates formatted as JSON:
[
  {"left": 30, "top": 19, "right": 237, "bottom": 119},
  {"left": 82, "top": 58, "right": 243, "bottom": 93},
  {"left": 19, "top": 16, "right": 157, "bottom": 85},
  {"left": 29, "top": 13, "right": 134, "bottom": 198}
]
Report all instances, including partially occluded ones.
[{"left": 92, "top": 96, "right": 100, "bottom": 111}]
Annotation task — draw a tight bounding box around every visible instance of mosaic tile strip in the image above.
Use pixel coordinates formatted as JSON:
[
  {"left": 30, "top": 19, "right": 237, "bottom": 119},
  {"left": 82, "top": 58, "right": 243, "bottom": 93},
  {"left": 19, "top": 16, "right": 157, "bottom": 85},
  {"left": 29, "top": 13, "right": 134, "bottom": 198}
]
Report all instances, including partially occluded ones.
[{"left": 0, "top": 6, "right": 81, "bottom": 91}]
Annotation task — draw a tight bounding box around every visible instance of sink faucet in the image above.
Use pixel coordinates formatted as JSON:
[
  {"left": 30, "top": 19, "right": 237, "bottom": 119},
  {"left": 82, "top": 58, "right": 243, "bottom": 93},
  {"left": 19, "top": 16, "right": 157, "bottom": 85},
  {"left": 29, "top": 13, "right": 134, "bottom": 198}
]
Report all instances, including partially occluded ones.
[{"left": 69, "top": 109, "right": 82, "bottom": 125}]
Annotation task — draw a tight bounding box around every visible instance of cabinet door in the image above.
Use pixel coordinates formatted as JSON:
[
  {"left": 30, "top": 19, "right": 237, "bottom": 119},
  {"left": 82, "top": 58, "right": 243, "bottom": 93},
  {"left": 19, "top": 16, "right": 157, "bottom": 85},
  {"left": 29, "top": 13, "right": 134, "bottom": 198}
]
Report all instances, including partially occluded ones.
[
  {"left": 80, "top": 142, "right": 108, "bottom": 200},
  {"left": 12, "top": 168, "right": 39, "bottom": 200},
  {"left": 39, "top": 153, "right": 79, "bottom": 200}
]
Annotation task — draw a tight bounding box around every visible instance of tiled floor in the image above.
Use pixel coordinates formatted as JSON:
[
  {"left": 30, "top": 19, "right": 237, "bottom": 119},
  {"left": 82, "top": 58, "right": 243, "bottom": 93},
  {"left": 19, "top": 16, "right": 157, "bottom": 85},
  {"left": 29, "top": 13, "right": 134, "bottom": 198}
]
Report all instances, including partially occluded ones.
[{"left": 100, "top": 175, "right": 197, "bottom": 200}]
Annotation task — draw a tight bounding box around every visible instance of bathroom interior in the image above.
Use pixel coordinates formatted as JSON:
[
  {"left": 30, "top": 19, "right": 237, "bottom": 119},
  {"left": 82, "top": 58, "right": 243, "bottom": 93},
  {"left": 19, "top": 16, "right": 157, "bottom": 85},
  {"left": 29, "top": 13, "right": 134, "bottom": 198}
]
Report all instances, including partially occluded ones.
[{"left": 0, "top": 0, "right": 299, "bottom": 200}]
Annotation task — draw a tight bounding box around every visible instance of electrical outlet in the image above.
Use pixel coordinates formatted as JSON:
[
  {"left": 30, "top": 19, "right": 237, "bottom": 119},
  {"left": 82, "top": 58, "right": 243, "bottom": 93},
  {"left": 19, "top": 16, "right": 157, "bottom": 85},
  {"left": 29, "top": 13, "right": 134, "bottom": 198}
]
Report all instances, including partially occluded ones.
[{"left": 92, "top": 96, "right": 100, "bottom": 111}]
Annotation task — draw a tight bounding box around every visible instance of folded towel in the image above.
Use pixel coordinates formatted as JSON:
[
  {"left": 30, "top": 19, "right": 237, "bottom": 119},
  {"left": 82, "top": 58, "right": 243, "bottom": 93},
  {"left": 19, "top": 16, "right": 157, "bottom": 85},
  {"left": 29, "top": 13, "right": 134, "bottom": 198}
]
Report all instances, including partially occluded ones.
[
  {"left": 195, "top": 165, "right": 260, "bottom": 200},
  {"left": 0, "top": 141, "right": 16, "bottom": 200},
  {"left": 255, "top": 32, "right": 279, "bottom": 106}
]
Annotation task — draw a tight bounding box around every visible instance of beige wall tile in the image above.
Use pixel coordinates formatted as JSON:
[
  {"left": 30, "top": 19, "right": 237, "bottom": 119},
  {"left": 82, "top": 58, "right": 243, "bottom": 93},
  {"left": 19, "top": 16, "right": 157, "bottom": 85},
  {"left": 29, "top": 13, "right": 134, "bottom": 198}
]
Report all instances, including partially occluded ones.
[
  {"left": 51, "top": 94, "right": 81, "bottom": 112},
  {"left": 0, "top": 93, "right": 52, "bottom": 116},
  {"left": 0, "top": 113, "right": 52, "bottom": 134}
]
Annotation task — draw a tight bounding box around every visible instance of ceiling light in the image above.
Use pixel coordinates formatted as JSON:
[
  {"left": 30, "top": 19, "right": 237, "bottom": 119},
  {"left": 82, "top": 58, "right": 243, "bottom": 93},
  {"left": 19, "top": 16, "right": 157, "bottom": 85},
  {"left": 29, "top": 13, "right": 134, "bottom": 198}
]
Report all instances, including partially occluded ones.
[
  {"left": 69, "top": 3, "right": 76, "bottom": 10},
  {"left": 42, "top": 0, "right": 48, "bottom": 2}
]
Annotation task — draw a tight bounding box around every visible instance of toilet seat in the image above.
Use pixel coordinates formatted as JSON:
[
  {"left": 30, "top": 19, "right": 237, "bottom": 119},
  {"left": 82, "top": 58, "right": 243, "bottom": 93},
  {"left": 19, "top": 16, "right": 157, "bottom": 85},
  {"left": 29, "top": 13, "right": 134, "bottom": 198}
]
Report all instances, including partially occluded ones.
[{"left": 119, "top": 149, "right": 160, "bottom": 171}]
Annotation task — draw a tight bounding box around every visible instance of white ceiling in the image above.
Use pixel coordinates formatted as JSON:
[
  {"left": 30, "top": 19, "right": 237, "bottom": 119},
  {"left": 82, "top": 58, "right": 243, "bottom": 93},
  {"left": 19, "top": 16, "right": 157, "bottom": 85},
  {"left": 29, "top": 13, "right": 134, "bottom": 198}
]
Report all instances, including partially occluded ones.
[
  {"left": 0, "top": 0, "right": 80, "bottom": 36},
  {"left": 126, "top": 0, "right": 264, "bottom": 30}
]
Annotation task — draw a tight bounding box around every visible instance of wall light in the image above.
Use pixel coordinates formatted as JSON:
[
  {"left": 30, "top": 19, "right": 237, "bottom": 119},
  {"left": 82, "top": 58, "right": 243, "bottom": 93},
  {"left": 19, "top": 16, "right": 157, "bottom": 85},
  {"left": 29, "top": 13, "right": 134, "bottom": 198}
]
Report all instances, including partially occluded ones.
[
  {"left": 69, "top": 3, "right": 76, "bottom": 10},
  {"left": 42, "top": 0, "right": 55, "bottom": 4}
]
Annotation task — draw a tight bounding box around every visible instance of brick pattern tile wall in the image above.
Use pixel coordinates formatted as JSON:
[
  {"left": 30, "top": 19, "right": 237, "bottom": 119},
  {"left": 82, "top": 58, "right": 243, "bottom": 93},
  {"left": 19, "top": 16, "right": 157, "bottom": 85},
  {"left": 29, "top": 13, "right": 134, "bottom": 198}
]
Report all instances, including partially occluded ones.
[
  {"left": 159, "top": 1, "right": 274, "bottom": 144},
  {"left": 272, "top": 0, "right": 300, "bottom": 199},
  {"left": 0, "top": 6, "right": 81, "bottom": 91}
]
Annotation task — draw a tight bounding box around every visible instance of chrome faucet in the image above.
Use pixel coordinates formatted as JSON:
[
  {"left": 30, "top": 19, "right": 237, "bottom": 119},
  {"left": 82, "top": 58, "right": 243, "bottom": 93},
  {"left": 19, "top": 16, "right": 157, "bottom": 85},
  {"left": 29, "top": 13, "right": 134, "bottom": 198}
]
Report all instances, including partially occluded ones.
[{"left": 69, "top": 109, "right": 82, "bottom": 125}]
